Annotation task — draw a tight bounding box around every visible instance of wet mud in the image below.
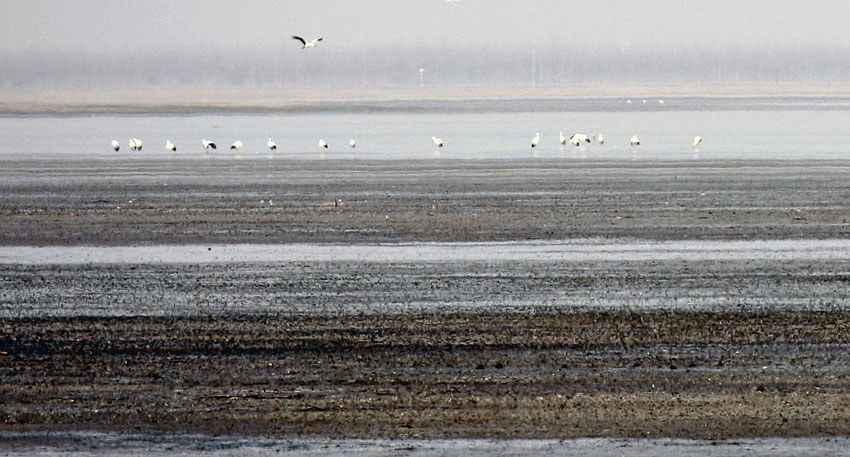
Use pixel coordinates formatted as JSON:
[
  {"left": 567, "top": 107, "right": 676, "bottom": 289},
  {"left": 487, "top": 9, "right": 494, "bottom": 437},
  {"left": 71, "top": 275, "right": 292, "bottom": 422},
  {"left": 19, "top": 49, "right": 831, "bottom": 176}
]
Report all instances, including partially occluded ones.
[
  {"left": 2, "top": 159, "right": 850, "bottom": 245},
  {"left": 2, "top": 159, "right": 850, "bottom": 442},
  {"left": 2, "top": 312, "right": 850, "bottom": 439}
]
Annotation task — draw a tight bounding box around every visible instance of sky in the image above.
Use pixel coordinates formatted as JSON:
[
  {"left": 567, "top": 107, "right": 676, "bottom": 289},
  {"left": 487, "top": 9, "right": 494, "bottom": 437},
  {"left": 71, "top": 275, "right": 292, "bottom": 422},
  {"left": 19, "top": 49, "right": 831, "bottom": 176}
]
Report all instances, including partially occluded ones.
[{"left": 2, "top": 0, "right": 850, "bottom": 55}]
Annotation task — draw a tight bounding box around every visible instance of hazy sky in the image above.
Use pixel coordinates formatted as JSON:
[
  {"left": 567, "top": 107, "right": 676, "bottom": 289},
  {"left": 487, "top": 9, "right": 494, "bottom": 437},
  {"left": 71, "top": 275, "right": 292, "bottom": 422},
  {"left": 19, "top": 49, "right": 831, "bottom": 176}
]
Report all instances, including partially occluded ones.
[{"left": 2, "top": 0, "right": 850, "bottom": 55}]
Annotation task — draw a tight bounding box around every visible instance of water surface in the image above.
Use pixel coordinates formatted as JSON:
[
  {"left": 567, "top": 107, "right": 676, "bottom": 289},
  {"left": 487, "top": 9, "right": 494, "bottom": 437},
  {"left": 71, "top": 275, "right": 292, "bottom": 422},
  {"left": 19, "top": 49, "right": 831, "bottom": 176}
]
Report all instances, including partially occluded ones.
[{"left": 3, "top": 98, "right": 850, "bottom": 161}]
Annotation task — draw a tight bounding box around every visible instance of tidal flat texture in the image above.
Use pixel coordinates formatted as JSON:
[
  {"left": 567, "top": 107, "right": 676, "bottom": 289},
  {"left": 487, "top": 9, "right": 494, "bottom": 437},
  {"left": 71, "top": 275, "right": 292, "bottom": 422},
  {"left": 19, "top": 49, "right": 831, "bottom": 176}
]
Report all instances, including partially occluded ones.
[
  {"left": 2, "top": 313, "right": 850, "bottom": 439},
  {"left": 2, "top": 158, "right": 850, "bottom": 442},
  {"left": 2, "top": 159, "right": 850, "bottom": 245}
]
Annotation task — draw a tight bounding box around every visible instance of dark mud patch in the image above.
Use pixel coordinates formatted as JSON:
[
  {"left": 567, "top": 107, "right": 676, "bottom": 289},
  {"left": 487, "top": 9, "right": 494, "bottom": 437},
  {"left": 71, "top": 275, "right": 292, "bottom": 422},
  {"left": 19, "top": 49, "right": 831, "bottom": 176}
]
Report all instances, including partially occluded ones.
[{"left": 2, "top": 312, "right": 849, "bottom": 439}]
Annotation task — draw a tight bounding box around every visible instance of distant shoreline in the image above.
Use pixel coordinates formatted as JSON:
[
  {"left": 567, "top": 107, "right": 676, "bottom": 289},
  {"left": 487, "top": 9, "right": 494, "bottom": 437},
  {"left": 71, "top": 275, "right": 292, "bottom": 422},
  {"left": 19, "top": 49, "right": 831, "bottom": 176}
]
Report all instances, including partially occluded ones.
[{"left": 3, "top": 83, "right": 850, "bottom": 115}]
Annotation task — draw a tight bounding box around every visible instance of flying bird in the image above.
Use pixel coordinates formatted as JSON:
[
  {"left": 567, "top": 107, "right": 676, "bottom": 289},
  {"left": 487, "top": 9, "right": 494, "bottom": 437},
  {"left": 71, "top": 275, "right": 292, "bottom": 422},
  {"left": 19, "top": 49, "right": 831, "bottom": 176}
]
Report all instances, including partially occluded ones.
[
  {"left": 165, "top": 140, "right": 176, "bottom": 152},
  {"left": 111, "top": 140, "right": 120, "bottom": 152},
  {"left": 531, "top": 132, "right": 540, "bottom": 148},
  {"left": 432, "top": 136, "right": 443, "bottom": 148},
  {"left": 595, "top": 134, "right": 605, "bottom": 145},
  {"left": 292, "top": 36, "right": 323, "bottom": 49},
  {"left": 559, "top": 131, "right": 567, "bottom": 145},
  {"left": 630, "top": 135, "right": 640, "bottom": 146},
  {"left": 202, "top": 138, "right": 217, "bottom": 152},
  {"left": 231, "top": 140, "right": 243, "bottom": 150},
  {"left": 267, "top": 138, "right": 277, "bottom": 151},
  {"left": 692, "top": 136, "right": 703, "bottom": 148},
  {"left": 129, "top": 138, "right": 143, "bottom": 151},
  {"left": 318, "top": 139, "right": 328, "bottom": 149},
  {"left": 349, "top": 138, "right": 356, "bottom": 148}
]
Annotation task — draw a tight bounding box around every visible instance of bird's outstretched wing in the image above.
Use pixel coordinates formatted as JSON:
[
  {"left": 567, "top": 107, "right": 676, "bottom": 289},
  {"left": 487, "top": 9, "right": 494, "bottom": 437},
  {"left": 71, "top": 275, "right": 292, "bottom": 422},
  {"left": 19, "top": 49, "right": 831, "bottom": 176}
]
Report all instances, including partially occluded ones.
[
  {"left": 292, "top": 36, "right": 306, "bottom": 46},
  {"left": 315, "top": 37, "right": 323, "bottom": 42}
]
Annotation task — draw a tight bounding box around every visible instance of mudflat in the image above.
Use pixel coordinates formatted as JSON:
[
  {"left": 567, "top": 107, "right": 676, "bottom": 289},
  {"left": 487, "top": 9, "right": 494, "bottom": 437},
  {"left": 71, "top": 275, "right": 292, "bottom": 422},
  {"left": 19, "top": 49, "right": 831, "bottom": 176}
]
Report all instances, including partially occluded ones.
[
  {"left": 2, "top": 158, "right": 850, "bottom": 440},
  {"left": 2, "top": 158, "right": 850, "bottom": 245},
  {"left": 3, "top": 312, "right": 850, "bottom": 439}
]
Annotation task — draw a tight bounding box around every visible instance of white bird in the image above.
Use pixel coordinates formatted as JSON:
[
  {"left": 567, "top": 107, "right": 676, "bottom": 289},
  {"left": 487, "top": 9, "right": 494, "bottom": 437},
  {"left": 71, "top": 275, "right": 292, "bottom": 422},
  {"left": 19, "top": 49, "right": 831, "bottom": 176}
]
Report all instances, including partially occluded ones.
[
  {"left": 165, "top": 140, "right": 176, "bottom": 152},
  {"left": 692, "top": 136, "right": 703, "bottom": 148},
  {"left": 111, "top": 140, "right": 120, "bottom": 152},
  {"left": 129, "top": 138, "right": 143, "bottom": 151},
  {"left": 432, "top": 136, "right": 443, "bottom": 148},
  {"left": 231, "top": 140, "right": 243, "bottom": 150},
  {"left": 630, "top": 135, "right": 640, "bottom": 146},
  {"left": 202, "top": 138, "right": 217, "bottom": 152},
  {"left": 318, "top": 139, "right": 328, "bottom": 149},
  {"left": 569, "top": 133, "right": 590, "bottom": 146},
  {"left": 595, "top": 134, "right": 605, "bottom": 144},
  {"left": 292, "top": 36, "right": 322, "bottom": 49},
  {"left": 349, "top": 138, "right": 356, "bottom": 148},
  {"left": 267, "top": 138, "right": 277, "bottom": 151},
  {"left": 559, "top": 131, "right": 567, "bottom": 145},
  {"left": 531, "top": 132, "right": 540, "bottom": 148}
]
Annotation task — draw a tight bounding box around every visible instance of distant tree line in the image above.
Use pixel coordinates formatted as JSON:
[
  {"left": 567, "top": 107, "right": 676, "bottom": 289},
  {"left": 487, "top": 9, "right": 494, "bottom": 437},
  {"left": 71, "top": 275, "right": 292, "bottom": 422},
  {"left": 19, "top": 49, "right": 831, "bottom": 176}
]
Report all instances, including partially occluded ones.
[{"left": 2, "top": 45, "right": 850, "bottom": 89}]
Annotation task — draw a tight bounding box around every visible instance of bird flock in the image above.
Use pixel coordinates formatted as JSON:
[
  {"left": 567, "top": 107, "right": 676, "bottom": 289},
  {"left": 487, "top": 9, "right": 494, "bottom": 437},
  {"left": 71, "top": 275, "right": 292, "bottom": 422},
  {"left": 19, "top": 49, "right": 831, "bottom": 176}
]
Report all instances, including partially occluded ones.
[
  {"left": 110, "top": 134, "right": 703, "bottom": 154},
  {"left": 109, "top": 33, "right": 704, "bottom": 156},
  {"left": 109, "top": 136, "right": 364, "bottom": 153}
]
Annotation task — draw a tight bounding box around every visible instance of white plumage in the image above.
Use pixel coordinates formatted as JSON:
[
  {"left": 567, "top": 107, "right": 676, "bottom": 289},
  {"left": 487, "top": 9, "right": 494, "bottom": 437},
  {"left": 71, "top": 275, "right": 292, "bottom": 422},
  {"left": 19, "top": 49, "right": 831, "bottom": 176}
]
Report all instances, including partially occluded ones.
[
  {"left": 129, "top": 138, "right": 143, "bottom": 151},
  {"left": 292, "top": 36, "right": 323, "bottom": 49},
  {"left": 595, "top": 134, "right": 605, "bottom": 145},
  {"left": 630, "top": 135, "right": 640, "bottom": 146},
  {"left": 349, "top": 138, "right": 356, "bottom": 148},
  {"left": 531, "top": 132, "right": 540, "bottom": 148},
  {"left": 231, "top": 140, "right": 243, "bottom": 150},
  {"left": 267, "top": 138, "right": 277, "bottom": 151},
  {"left": 432, "top": 136, "right": 443, "bottom": 148},
  {"left": 569, "top": 133, "right": 590, "bottom": 146},
  {"left": 559, "top": 131, "right": 566, "bottom": 145},
  {"left": 111, "top": 140, "right": 120, "bottom": 152},
  {"left": 165, "top": 140, "right": 176, "bottom": 152},
  {"left": 692, "top": 136, "right": 703, "bottom": 148},
  {"left": 202, "top": 139, "right": 217, "bottom": 151},
  {"left": 318, "top": 139, "right": 328, "bottom": 149}
]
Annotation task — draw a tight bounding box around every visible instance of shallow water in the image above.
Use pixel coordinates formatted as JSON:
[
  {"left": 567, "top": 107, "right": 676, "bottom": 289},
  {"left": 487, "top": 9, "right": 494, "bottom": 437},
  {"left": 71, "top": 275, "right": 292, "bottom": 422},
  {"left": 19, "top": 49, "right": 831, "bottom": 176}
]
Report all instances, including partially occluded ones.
[
  {"left": 3, "top": 240, "right": 849, "bottom": 317},
  {"left": 2, "top": 431, "right": 850, "bottom": 457},
  {"left": 1, "top": 238, "right": 849, "bottom": 264},
  {"left": 3, "top": 98, "right": 850, "bottom": 161}
]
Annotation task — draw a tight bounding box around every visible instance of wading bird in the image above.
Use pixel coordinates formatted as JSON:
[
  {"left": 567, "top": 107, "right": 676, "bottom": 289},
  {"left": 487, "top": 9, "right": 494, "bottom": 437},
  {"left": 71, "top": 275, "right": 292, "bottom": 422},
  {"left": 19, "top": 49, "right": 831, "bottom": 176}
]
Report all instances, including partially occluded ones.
[
  {"left": 165, "top": 140, "right": 176, "bottom": 152},
  {"left": 570, "top": 133, "right": 590, "bottom": 146},
  {"left": 292, "top": 36, "right": 323, "bottom": 49},
  {"left": 693, "top": 136, "right": 703, "bottom": 148},
  {"left": 202, "top": 139, "right": 217, "bottom": 152}
]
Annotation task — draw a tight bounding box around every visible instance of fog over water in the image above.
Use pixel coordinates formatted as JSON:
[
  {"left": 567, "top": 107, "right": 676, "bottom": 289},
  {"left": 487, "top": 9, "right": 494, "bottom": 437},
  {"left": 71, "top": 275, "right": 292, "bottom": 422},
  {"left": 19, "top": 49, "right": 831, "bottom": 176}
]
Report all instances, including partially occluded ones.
[{"left": 2, "top": 1, "right": 850, "bottom": 89}]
